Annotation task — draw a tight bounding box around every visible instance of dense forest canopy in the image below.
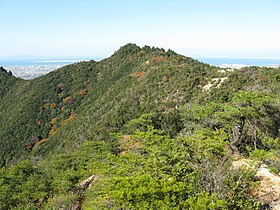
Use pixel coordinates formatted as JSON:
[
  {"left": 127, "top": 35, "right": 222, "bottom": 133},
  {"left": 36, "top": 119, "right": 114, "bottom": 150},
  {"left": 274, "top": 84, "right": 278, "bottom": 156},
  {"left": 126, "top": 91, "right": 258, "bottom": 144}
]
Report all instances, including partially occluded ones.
[{"left": 0, "top": 44, "right": 280, "bottom": 209}]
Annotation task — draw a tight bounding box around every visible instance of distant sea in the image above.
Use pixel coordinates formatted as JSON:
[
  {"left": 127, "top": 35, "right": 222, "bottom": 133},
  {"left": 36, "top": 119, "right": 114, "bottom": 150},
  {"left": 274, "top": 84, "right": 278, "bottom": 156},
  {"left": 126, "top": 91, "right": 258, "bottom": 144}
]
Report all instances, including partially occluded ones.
[
  {"left": 196, "top": 57, "right": 280, "bottom": 66},
  {"left": 0, "top": 59, "right": 89, "bottom": 66},
  {"left": 2, "top": 57, "right": 279, "bottom": 67},
  {"left": 1, "top": 57, "right": 280, "bottom": 67},
  {"left": 0, "top": 57, "right": 279, "bottom": 79},
  {"left": 0, "top": 59, "right": 91, "bottom": 79}
]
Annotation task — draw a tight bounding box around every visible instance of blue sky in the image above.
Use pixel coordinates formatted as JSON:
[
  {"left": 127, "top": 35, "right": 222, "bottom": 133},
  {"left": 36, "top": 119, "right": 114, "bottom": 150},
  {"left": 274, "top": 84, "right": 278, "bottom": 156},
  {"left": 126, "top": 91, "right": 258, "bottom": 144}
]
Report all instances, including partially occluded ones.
[{"left": 0, "top": 0, "right": 279, "bottom": 58}]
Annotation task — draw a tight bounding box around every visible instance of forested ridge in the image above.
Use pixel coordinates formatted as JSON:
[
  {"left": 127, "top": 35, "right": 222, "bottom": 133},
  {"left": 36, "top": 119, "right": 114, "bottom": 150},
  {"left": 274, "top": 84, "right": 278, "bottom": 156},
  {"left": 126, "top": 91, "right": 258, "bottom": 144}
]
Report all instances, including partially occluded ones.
[{"left": 0, "top": 44, "right": 280, "bottom": 209}]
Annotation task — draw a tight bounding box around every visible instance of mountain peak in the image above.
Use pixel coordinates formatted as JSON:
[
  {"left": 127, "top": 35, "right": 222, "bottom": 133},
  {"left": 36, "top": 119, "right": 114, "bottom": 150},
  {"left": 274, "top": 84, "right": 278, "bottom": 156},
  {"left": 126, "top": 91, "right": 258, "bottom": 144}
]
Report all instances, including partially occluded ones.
[
  {"left": 113, "top": 43, "right": 141, "bottom": 59},
  {"left": 113, "top": 43, "right": 178, "bottom": 60}
]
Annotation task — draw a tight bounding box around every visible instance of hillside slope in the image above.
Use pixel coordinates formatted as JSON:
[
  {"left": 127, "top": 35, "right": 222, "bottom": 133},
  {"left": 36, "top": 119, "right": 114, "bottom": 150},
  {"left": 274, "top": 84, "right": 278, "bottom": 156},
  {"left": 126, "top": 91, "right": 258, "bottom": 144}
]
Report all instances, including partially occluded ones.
[
  {"left": 0, "top": 44, "right": 214, "bottom": 165},
  {"left": 0, "top": 66, "right": 19, "bottom": 99},
  {"left": 1, "top": 44, "right": 280, "bottom": 209}
]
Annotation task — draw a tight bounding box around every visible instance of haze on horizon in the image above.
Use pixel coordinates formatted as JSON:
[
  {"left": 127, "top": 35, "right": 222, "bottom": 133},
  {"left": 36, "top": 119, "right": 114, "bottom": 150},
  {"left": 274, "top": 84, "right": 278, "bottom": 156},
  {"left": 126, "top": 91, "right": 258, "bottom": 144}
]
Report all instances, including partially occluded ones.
[{"left": 0, "top": 0, "right": 279, "bottom": 59}]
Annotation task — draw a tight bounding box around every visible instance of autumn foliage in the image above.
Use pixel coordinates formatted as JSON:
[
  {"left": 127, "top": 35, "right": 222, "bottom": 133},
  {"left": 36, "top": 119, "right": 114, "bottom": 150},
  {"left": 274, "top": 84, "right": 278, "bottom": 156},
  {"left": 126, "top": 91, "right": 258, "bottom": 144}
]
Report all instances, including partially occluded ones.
[
  {"left": 151, "top": 56, "right": 166, "bottom": 62},
  {"left": 63, "top": 96, "right": 74, "bottom": 104},
  {"left": 131, "top": 71, "right": 145, "bottom": 78},
  {"left": 50, "top": 117, "right": 57, "bottom": 125},
  {"left": 61, "top": 113, "right": 76, "bottom": 126},
  {"left": 78, "top": 89, "right": 88, "bottom": 96},
  {"left": 57, "top": 83, "right": 65, "bottom": 90},
  {"left": 49, "top": 126, "right": 58, "bottom": 136}
]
